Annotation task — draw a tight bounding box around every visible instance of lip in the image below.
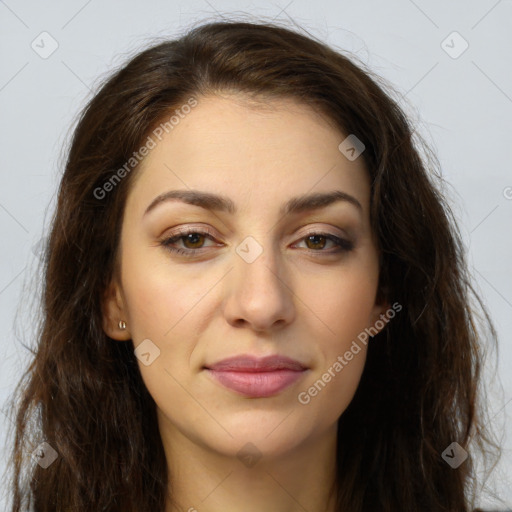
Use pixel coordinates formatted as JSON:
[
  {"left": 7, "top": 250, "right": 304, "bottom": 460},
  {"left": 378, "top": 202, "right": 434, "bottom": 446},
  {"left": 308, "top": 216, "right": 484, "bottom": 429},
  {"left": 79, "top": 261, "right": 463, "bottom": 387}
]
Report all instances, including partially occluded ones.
[
  {"left": 206, "top": 354, "right": 307, "bottom": 372},
  {"left": 204, "top": 355, "right": 308, "bottom": 398}
]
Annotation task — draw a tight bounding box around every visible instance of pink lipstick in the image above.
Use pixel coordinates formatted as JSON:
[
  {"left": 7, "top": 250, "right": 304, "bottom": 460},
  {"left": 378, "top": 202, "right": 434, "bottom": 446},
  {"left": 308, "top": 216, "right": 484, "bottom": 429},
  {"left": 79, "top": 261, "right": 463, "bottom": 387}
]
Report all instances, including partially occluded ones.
[{"left": 204, "top": 355, "right": 308, "bottom": 398}]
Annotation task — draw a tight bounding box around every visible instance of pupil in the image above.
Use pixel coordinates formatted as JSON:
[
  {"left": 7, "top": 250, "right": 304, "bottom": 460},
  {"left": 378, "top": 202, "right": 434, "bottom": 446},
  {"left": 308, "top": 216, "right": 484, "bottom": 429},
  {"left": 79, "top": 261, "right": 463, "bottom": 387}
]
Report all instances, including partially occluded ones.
[
  {"left": 308, "top": 235, "right": 325, "bottom": 249},
  {"left": 186, "top": 233, "right": 202, "bottom": 247}
]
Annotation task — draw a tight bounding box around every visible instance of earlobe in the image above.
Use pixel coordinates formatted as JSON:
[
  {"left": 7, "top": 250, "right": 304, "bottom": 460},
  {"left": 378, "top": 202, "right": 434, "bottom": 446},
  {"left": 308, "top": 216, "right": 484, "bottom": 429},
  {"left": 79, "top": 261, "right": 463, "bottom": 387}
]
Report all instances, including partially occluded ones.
[{"left": 101, "top": 280, "right": 131, "bottom": 341}]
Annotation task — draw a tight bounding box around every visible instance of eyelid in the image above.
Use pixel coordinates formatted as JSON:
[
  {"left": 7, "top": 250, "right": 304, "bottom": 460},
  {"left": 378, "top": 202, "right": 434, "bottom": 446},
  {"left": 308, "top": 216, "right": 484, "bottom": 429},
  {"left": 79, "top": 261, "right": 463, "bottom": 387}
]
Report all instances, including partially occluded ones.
[
  {"left": 162, "top": 223, "right": 349, "bottom": 241},
  {"left": 298, "top": 225, "right": 348, "bottom": 239},
  {"left": 164, "top": 225, "right": 217, "bottom": 238}
]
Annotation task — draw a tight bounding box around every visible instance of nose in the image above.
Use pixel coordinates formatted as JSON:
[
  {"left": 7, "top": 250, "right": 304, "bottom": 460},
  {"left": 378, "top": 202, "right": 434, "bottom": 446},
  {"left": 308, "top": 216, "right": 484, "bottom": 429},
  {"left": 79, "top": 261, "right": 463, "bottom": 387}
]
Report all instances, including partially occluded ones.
[{"left": 222, "top": 239, "right": 296, "bottom": 332}]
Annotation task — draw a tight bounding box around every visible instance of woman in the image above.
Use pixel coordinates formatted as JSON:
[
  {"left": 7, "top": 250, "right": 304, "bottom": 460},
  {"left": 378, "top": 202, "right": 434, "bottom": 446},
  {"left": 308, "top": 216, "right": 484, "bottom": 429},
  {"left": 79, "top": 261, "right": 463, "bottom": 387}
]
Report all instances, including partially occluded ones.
[{"left": 6, "top": 19, "right": 500, "bottom": 512}]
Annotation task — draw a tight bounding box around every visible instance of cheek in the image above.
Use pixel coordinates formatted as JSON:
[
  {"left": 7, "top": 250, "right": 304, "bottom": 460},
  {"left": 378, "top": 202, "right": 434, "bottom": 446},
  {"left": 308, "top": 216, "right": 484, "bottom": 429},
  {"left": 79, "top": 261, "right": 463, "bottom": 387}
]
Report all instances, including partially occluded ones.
[
  {"left": 120, "top": 250, "right": 209, "bottom": 342},
  {"left": 118, "top": 249, "right": 203, "bottom": 387},
  {"left": 301, "top": 256, "right": 380, "bottom": 345},
  {"left": 300, "top": 346, "right": 367, "bottom": 412},
  {"left": 295, "top": 258, "right": 377, "bottom": 417},
  {"left": 297, "top": 286, "right": 370, "bottom": 424},
  {"left": 120, "top": 258, "right": 207, "bottom": 424}
]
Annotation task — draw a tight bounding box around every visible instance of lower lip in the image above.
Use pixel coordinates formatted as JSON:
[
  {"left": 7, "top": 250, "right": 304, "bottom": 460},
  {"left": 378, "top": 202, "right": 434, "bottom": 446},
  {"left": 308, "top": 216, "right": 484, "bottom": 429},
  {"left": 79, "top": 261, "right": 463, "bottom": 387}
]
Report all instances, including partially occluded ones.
[{"left": 206, "top": 369, "right": 306, "bottom": 398}]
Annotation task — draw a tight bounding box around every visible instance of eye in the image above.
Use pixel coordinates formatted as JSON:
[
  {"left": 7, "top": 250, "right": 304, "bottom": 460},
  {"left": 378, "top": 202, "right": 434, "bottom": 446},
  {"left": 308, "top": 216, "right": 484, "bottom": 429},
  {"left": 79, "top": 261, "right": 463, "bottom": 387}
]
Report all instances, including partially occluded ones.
[
  {"left": 159, "top": 228, "right": 218, "bottom": 257},
  {"left": 158, "top": 228, "right": 354, "bottom": 258},
  {"left": 293, "top": 232, "right": 354, "bottom": 253}
]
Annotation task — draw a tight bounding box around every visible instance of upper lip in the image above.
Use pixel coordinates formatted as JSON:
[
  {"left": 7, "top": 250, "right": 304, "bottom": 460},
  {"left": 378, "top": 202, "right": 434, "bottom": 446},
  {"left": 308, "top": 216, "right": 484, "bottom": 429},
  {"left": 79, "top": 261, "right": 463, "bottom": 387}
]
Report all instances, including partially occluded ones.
[{"left": 205, "top": 354, "right": 307, "bottom": 372}]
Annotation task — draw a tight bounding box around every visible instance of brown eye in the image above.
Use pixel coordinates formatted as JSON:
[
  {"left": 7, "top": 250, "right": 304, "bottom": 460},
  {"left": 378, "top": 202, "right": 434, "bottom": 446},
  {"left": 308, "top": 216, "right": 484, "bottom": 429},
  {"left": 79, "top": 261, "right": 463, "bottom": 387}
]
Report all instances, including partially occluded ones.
[
  {"left": 159, "top": 229, "right": 219, "bottom": 257},
  {"left": 304, "top": 234, "right": 328, "bottom": 250},
  {"left": 181, "top": 233, "right": 207, "bottom": 249},
  {"left": 296, "top": 232, "right": 354, "bottom": 253}
]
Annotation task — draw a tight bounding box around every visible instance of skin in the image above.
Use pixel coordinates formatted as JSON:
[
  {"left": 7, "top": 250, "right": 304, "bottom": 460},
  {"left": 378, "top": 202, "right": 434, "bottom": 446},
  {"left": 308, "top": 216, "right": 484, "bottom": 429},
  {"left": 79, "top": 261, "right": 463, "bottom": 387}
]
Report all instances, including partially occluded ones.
[{"left": 102, "top": 93, "right": 389, "bottom": 512}]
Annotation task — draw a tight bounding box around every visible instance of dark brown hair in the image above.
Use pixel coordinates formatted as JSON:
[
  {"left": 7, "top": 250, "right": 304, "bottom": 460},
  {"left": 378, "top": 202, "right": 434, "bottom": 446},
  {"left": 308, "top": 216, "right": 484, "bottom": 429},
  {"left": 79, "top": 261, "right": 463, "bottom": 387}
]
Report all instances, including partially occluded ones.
[{"left": 5, "top": 18, "right": 500, "bottom": 511}]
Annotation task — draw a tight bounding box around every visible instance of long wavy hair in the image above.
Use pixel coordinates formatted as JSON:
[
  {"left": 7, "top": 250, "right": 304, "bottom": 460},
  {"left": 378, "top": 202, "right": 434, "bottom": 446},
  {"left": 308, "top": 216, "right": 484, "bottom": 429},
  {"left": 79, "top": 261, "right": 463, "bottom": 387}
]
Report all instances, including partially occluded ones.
[{"left": 5, "top": 18, "right": 500, "bottom": 512}]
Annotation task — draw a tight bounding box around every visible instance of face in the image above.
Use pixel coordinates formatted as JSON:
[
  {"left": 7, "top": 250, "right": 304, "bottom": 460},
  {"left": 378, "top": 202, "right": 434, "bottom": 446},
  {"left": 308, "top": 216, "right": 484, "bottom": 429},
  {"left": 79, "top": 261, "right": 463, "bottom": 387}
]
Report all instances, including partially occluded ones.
[{"left": 103, "top": 93, "right": 388, "bottom": 461}]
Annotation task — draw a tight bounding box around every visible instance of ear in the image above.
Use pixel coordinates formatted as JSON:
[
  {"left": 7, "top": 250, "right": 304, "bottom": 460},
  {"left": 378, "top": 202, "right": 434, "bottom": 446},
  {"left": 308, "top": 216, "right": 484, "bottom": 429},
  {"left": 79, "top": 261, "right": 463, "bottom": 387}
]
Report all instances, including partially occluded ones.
[{"left": 101, "top": 278, "right": 131, "bottom": 341}]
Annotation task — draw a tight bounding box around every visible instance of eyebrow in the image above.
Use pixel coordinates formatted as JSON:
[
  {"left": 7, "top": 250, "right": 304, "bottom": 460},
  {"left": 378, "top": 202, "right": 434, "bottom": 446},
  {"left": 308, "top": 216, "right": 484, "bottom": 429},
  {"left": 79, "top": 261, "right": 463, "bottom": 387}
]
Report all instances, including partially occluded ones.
[{"left": 143, "top": 189, "right": 363, "bottom": 218}]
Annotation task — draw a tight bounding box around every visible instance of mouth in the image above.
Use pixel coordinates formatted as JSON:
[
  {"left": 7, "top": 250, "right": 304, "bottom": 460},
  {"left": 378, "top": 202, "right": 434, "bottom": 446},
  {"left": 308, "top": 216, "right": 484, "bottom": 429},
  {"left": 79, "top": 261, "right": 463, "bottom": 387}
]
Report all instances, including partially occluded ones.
[{"left": 204, "top": 354, "right": 309, "bottom": 398}]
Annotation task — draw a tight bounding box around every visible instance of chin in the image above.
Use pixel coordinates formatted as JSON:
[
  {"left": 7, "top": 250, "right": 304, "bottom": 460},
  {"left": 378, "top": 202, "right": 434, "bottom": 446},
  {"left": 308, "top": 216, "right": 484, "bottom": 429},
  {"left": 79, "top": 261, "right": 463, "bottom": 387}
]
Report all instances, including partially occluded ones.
[{"left": 199, "top": 411, "right": 317, "bottom": 460}]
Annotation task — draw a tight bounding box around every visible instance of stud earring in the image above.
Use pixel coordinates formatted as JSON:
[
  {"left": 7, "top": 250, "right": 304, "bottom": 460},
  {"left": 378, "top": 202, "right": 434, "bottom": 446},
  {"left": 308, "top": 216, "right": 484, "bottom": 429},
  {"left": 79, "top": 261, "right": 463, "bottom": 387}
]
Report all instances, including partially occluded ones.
[{"left": 118, "top": 320, "right": 127, "bottom": 330}]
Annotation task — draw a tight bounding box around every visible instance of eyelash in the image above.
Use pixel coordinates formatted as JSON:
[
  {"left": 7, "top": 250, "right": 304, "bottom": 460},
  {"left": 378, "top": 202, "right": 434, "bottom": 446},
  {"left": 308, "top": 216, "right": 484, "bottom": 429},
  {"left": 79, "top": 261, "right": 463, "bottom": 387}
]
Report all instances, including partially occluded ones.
[{"left": 159, "top": 228, "right": 354, "bottom": 258}]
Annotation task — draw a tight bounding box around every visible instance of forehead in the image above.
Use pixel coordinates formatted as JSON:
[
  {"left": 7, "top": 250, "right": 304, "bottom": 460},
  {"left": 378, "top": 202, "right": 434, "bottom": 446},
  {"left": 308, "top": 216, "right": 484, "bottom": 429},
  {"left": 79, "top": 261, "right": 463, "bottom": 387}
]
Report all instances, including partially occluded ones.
[{"left": 126, "top": 93, "right": 371, "bottom": 217}]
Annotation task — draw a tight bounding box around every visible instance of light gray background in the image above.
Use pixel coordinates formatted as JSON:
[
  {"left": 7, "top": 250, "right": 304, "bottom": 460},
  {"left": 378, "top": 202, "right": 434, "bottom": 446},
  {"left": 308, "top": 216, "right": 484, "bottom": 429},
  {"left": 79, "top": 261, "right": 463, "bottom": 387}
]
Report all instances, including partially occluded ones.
[{"left": 1, "top": 0, "right": 511, "bottom": 509}]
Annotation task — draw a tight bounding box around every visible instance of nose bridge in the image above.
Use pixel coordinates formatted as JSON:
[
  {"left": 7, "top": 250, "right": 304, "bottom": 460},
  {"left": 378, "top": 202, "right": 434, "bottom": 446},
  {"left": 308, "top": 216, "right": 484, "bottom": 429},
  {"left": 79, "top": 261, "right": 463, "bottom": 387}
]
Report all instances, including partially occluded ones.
[
  {"left": 235, "top": 232, "right": 284, "bottom": 300},
  {"left": 236, "top": 233, "right": 280, "bottom": 286},
  {"left": 224, "top": 231, "right": 295, "bottom": 330}
]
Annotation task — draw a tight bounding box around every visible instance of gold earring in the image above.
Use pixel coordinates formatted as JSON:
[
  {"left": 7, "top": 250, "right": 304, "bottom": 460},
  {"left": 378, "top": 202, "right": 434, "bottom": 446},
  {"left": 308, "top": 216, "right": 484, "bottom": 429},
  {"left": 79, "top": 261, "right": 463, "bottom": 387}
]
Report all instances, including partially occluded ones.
[{"left": 118, "top": 320, "right": 126, "bottom": 330}]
